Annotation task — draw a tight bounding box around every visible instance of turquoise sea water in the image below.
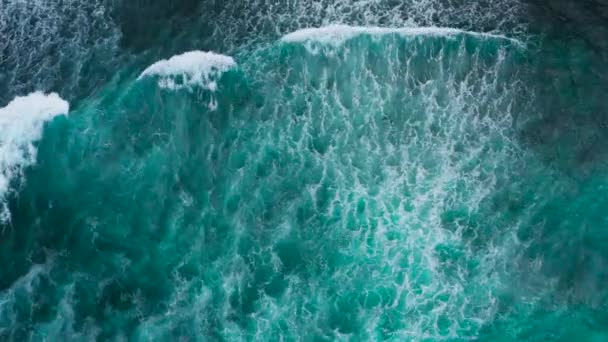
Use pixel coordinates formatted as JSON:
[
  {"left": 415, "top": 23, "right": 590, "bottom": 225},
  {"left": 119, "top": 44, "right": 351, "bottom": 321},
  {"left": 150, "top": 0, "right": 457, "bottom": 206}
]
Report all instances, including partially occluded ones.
[{"left": 2, "top": 1, "right": 608, "bottom": 340}]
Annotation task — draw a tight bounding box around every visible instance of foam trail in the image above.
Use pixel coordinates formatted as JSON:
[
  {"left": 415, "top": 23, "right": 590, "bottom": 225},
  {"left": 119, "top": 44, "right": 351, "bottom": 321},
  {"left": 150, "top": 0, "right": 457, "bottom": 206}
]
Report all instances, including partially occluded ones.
[
  {"left": 281, "top": 24, "right": 523, "bottom": 46},
  {"left": 0, "top": 92, "right": 69, "bottom": 222},
  {"left": 138, "top": 51, "right": 236, "bottom": 90}
]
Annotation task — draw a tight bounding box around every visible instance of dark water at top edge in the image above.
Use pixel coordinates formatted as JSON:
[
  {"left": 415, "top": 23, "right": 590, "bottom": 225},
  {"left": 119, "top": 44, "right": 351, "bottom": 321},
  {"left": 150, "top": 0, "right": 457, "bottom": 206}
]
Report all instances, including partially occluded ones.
[
  {"left": 516, "top": 0, "right": 608, "bottom": 176},
  {"left": 0, "top": 0, "right": 525, "bottom": 106}
]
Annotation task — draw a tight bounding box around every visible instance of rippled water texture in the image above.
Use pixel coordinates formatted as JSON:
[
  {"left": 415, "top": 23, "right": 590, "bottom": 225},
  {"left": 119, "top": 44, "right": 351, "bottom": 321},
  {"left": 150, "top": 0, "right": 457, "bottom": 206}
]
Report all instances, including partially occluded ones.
[{"left": 1, "top": 1, "right": 608, "bottom": 341}]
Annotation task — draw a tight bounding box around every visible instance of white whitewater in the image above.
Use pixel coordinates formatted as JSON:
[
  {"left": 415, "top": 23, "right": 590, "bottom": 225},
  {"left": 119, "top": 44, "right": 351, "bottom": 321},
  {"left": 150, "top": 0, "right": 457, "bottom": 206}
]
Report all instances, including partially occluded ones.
[
  {"left": 138, "top": 51, "right": 236, "bottom": 90},
  {"left": 281, "top": 24, "right": 523, "bottom": 46},
  {"left": 0, "top": 92, "right": 69, "bottom": 222}
]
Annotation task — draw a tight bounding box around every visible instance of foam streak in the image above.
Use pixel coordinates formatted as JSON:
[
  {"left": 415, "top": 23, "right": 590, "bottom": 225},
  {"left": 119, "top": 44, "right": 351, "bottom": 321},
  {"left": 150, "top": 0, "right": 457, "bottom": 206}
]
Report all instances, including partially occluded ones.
[{"left": 281, "top": 24, "right": 522, "bottom": 46}]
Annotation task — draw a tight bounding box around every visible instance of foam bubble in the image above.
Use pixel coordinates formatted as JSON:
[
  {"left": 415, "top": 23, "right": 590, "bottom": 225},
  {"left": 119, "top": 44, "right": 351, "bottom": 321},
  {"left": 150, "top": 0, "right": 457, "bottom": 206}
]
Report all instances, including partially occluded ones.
[
  {"left": 138, "top": 51, "right": 236, "bottom": 90},
  {"left": 0, "top": 92, "right": 69, "bottom": 222}
]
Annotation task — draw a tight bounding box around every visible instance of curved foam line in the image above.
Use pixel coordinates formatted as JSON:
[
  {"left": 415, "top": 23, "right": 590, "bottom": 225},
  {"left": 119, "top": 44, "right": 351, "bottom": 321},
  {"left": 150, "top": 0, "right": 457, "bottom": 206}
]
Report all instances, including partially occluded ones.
[
  {"left": 138, "top": 51, "right": 236, "bottom": 90},
  {"left": 281, "top": 24, "right": 523, "bottom": 46},
  {"left": 0, "top": 92, "right": 69, "bottom": 222}
]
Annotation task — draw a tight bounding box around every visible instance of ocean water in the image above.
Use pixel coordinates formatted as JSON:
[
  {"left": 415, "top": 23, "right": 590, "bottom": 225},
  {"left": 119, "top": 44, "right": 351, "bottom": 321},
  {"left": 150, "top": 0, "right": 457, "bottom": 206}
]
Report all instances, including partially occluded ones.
[{"left": 1, "top": 1, "right": 608, "bottom": 341}]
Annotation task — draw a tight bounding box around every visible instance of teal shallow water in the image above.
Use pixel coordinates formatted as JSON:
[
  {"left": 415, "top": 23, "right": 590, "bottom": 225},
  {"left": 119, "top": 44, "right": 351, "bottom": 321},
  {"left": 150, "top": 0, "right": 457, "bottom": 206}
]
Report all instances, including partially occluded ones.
[{"left": 2, "top": 1, "right": 608, "bottom": 341}]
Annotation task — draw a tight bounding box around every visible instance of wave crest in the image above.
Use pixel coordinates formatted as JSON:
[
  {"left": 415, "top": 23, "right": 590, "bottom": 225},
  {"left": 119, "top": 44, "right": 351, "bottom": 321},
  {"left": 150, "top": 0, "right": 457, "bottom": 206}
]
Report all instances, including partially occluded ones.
[
  {"left": 138, "top": 51, "right": 236, "bottom": 91},
  {"left": 0, "top": 92, "right": 69, "bottom": 222},
  {"left": 281, "top": 24, "right": 522, "bottom": 46}
]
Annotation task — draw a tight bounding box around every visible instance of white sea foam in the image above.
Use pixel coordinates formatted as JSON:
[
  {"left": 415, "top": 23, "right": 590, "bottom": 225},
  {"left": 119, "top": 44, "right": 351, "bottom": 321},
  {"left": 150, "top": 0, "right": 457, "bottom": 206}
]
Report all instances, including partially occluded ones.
[
  {"left": 281, "top": 24, "right": 522, "bottom": 46},
  {"left": 0, "top": 92, "right": 69, "bottom": 222},
  {"left": 138, "top": 51, "right": 236, "bottom": 90}
]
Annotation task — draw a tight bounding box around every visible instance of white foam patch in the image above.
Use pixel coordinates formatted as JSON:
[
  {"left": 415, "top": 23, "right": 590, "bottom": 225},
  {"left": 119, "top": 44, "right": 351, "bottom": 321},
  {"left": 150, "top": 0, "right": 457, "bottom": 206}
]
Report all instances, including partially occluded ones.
[
  {"left": 138, "top": 51, "right": 236, "bottom": 91},
  {"left": 0, "top": 92, "right": 69, "bottom": 222},
  {"left": 281, "top": 24, "right": 522, "bottom": 46}
]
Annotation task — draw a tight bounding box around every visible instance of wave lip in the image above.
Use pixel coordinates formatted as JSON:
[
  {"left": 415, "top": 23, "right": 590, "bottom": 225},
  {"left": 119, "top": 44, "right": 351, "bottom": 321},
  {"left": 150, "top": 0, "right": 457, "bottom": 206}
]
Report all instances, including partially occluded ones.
[
  {"left": 0, "top": 92, "right": 69, "bottom": 222},
  {"left": 281, "top": 24, "right": 522, "bottom": 46},
  {"left": 138, "top": 51, "right": 236, "bottom": 90}
]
